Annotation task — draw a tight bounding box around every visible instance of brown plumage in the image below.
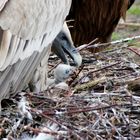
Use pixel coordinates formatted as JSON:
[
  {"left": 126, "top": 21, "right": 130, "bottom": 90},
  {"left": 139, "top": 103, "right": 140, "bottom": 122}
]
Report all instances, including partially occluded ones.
[{"left": 67, "top": 0, "right": 135, "bottom": 52}]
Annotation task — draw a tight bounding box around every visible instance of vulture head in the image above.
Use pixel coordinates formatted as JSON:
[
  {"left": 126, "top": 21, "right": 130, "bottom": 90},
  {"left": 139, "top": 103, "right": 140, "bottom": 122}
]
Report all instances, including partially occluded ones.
[{"left": 52, "top": 22, "right": 82, "bottom": 67}]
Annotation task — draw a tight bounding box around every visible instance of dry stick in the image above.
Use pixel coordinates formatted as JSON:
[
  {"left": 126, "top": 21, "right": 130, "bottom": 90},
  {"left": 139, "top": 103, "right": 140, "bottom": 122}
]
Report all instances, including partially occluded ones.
[
  {"left": 78, "top": 61, "right": 122, "bottom": 84},
  {"left": 127, "top": 47, "right": 140, "bottom": 57},
  {"left": 32, "top": 109, "right": 81, "bottom": 138},
  {"left": 86, "top": 35, "right": 140, "bottom": 50},
  {"left": 96, "top": 44, "right": 128, "bottom": 55},
  {"left": 0, "top": 128, "right": 5, "bottom": 136},
  {"left": 41, "top": 103, "right": 131, "bottom": 115},
  {"left": 84, "top": 61, "right": 122, "bottom": 76},
  {"left": 74, "top": 77, "right": 106, "bottom": 91},
  {"left": 24, "top": 126, "right": 60, "bottom": 136},
  {"left": 66, "top": 19, "right": 74, "bottom": 23},
  {"left": 48, "top": 61, "right": 61, "bottom": 73},
  {"left": 119, "top": 22, "right": 140, "bottom": 27},
  {"left": 31, "top": 108, "right": 64, "bottom": 127},
  {"left": 31, "top": 108, "right": 69, "bottom": 131},
  {"left": 77, "top": 38, "right": 99, "bottom": 51},
  {"left": 69, "top": 65, "right": 85, "bottom": 86}
]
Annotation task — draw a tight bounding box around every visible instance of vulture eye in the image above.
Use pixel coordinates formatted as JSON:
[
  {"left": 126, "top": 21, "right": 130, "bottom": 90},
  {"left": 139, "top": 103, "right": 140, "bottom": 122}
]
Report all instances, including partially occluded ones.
[{"left": 61, "top": 35, "right": 67, "bottom": 40}]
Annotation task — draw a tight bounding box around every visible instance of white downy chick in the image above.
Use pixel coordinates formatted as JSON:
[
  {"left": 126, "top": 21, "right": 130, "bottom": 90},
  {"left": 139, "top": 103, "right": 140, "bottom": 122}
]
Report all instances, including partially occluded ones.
[{"left": 54, "top": 64, "right": 75, "bottom": 84}]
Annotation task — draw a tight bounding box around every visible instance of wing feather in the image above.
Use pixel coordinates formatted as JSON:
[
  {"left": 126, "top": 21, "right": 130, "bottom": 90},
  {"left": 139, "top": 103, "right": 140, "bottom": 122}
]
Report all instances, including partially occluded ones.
[
  {"left": 0, "top": 0, "right": 72, "bottom": 98},
  {"left": 0, "top": 0, "right": 71, "bottom": 71},
  {"left": 0, "top": 0, "right": 8, "bottom": 11},
  {"left": 0, "top": 30, "right": 12, "bottom": 68}
]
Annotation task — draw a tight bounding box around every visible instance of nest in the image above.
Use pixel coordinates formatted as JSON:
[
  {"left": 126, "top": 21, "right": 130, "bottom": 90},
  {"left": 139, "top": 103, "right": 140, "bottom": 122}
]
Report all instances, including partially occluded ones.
[{"left": 0, "top": 38, "right": 140, "bottom": 140}]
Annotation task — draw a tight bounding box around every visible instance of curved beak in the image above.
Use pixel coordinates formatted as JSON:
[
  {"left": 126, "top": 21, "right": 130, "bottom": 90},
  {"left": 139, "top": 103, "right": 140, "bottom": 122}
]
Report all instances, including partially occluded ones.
[{"left": 51, "top": 23, "right": 82, "bottom": 67}]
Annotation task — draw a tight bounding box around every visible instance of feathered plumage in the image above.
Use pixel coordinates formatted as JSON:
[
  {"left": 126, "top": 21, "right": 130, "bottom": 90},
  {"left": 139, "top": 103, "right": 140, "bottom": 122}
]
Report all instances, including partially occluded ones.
[
  {"left": 67, "top": 0, "right": 135, "bottom": 51},
  {"left": 0, "top": 0, "right": 72, "bottom": 99}
]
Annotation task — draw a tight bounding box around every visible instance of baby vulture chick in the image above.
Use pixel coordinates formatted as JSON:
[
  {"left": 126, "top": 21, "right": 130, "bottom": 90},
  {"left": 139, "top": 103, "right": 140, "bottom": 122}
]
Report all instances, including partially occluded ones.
[{"left": 54, "top": 64, "right": 75, "bottom": 84}]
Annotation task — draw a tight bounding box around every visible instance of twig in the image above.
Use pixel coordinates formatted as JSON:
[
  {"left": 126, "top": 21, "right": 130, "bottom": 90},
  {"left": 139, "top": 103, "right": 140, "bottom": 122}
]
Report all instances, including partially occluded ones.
[
  {"left": 69, "top": 65, "right": 85, "bottom": 86},
  {"left": 77, "top": 38, "right": 99, "bottom": 51},
  {"left": 48, "top": 61, "right": 61, "bottom": 73},
  {"left": 119, "top": 22, "right": 140, "bottom": 27},
  {"left": 66, "top": 19, "right": 74, "bottom": 23},
  {"left": 78, "top": 61, "right": 122, "bottom": 84},
  {"left": 127, "top": 47, "right": 140, "bottom": 57},
  {"left": 87, "top": 35, "right": 140, "bottom": 49},
  {"left": 24, "top": 126, "right": 60, "bottom": 136},
  {"left": 41, "top": 103, "right": 131, "bottom": 115},
  {"left": 31, "top": 109, "right": 82, "bottom": 138},
  {"left": 74, "top": 77, "right": 106, "bottom": 91}
]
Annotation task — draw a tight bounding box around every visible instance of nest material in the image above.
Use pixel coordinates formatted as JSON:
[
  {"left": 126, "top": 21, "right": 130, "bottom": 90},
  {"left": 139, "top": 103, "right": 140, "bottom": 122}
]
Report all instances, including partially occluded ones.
[{"left": 1, "top": 39, "right": 140, "bottom": 140}]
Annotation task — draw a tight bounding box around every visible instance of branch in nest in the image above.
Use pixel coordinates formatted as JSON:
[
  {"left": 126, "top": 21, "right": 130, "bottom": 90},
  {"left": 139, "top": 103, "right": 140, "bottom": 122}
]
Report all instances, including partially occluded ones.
[
  {"left": 86, "top": 35, "right": 140, "bottom": 50},
  {"left": 119, "top": 22, "right": 140, "bottom": 27},
  {"left": 74, "top": 77, "right": 106, "bottom": 92}
]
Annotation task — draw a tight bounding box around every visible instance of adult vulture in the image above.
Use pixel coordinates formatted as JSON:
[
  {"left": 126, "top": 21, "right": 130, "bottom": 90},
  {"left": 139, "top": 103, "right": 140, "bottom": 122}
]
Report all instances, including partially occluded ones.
[
  {"left": 0, "top": 0, "right": 82, "bottom": 101},
  {"left": 67, "top": 0, "right": 135, "bottom": 51}
]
